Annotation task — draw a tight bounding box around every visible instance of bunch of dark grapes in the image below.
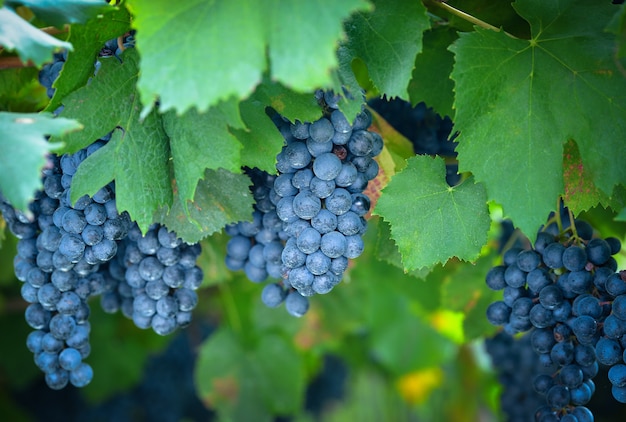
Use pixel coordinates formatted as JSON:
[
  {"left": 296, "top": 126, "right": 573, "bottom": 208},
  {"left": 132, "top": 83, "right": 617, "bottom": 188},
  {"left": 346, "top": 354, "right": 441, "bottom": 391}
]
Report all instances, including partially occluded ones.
[
  {"left": 0, "top": 137, "right": 131, "bottom": 389},
  {"left": 38, "top": 50, "right": 66, "bottom": 101},
  {"left": 225, "top": 90, "right": 381, "bottom": 317},
  {"left": 485, "top": 209, "right": 623, "bottom": 421},
  {"left": 2, "top": 140, "right": 204, "bottom": 388},
  {"left": 486, "top": 332, "right": 557, "bottom": 422},
  {"left": 368, "top": 97, "right": 459, "bottom": 186},
  {"left": 0, "top": 32, "right": 204, "bottom": 388},
  {"left": 99, "top": 223, "right": 203, "bottom": 335},
  {"left": 223, "top": 167, "right": 294, "bottom": 304},
  {"left": 224, "top": 167, "right": 283, "bottom": 281}
]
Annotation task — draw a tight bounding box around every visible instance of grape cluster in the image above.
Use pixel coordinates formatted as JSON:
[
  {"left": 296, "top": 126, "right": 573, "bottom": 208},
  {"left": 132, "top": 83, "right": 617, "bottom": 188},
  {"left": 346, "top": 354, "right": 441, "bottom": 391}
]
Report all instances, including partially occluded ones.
[
  {"left": 100, "top": 223, "right": 203, "bottom": 335},
  {"left": 224, "top": 168, "right": 283, "bottom": 281},
  {"left": 38, "top": 50, "right": 66, "bottom": 100},
  {"left": 1, "top": 33, "right": 204, "bottom": 388},
  {"left": 100, "top": 31, "right": 136, "bottom": 59},
  {"left": 0, "top": 141, "right": 126, "bottom": 389},
  {"left": 225, "top": 91, "right": 381, "bottom": 317},
  {"left": 486, "top": 211, "right": 624, "bottom": 420},
  {"left": 486, "top": 331, "right": 557, "bottom": 422},
  {"left": 368, "top": 97, "right": 459, "bottom": 186},
  {"left": 1, "top": 140, "right": 204, "bottom": 387}
]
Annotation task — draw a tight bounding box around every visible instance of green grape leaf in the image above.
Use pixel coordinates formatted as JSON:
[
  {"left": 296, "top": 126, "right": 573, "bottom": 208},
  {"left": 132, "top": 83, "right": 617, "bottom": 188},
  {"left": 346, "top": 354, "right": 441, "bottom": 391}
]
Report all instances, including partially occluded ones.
[
  {"left": 195, "top": 328, "right": 305, "bottom": 421},
  {"left": 606, "top": 3, "right": 626, "bottom": 60},
  {"left": 441, "top": 254, "right": 499, "bottom": 340},
  {"left": 408, "top": 26, "right": 457, "bottom": 119},
  {"left": 366, "top": 278, "right": 456, "bottom": 374},
  {"left": 51, "top": 48, "right": 141, "bottom": 152},
  {"left": 267, "top": 0, "right": 370, "bottom": 92},
  {"left": 233, "top": 98, "right": 284, "bottom": 174},
  {"left": 254, "top": 333, "right": 306, "bottom": 413},
  {"left": 252, "top": 79, "right": 322, "bottom": 123},
  {"left": 71, "top": 119, "right": 172, "bottom": 233},
  {"left": 46, "top": 7, "right": 131, "bottom": 111},
  {"left": 0, "top": 112, "right": 80, "bottom": 213},
  {"left": 5, "top": 0, "right": 114, "bottom": 27},
  {"left": 373, "top": 218, "right": 431, "bottom": 279},
  {"left": 162, "top": 99, "right": 245, "bottom": 207},
  {"left": 370, "top": 316, "right": 457, "bottom": 375},
  {"left": 127, "top": 0, "right": 265, "bottom": 115},
  {"left": 374, "top": 156, "right": 490, "bottom": 271},
  {"left": 0, "top": 7, "right": 72, "bottom": 67},
  {"left": 451, "top": 0, "right": 626, "bottom": 241},
  {"left": 343, "top": 0, "right": 429, "bottom": 99},
  {"left": 0, "top": 67, "right": 48, "bottom": 112},
  {"left": 157, "top": 168, "right": 254, "bottom": 244},
  {"left": 127, "top": 0, "right": 369, "bottom": 116},
  {"left": 330, "top": 45, "right": 367, "bottom": 124}
]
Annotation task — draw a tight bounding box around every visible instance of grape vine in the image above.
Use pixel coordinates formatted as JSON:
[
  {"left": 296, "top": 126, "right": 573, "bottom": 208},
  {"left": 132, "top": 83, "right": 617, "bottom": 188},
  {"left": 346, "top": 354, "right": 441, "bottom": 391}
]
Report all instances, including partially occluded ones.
[{"left": 0, "top": 1, "right": 625, "bottom": 421}]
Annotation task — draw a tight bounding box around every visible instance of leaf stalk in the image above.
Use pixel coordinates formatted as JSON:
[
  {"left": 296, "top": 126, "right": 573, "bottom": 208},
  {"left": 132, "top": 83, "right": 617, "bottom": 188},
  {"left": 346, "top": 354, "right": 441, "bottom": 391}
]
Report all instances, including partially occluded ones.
[{"left": 426, "top": 1, "right": 515, "bottom": 37}]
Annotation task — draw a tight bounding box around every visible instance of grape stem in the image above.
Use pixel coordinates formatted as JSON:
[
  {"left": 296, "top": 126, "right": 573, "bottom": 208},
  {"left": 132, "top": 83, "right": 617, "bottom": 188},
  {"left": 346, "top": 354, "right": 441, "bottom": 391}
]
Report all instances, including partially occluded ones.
[
  {"left": 426, "top": 1, "right": 515, "bottom": 38},
  {"left": 566, "top": 208, "right": 581, "bottom": 243}
]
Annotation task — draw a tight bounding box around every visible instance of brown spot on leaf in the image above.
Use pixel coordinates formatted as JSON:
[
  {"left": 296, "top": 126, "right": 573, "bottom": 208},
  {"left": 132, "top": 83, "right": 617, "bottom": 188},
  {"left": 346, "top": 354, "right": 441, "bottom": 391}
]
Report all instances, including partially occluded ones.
[{"left": 202, "top": 375, "right": 239, "bottom": 408}]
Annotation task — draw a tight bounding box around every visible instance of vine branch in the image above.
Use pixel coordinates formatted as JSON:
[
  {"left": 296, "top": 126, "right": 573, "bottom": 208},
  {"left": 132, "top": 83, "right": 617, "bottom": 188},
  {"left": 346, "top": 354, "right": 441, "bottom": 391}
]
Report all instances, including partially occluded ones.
[{"left": 426, "top": 0, "right": 515, "bottom": 38}]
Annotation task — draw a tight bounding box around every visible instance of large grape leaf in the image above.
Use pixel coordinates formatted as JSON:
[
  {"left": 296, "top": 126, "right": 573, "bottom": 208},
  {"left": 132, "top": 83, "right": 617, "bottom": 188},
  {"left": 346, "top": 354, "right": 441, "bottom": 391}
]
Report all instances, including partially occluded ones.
[
  {"left": 0, "top": 7, "right": 72, "bottom": 67},
  {"left": 157, "top": 169, "right": 254, "bottom": 243},
  {"left": 162, "top": 99, "right": 245, "bottom": 207},
  {"left": 46, "top": 7, "right": 131, "bottom": 112},
  {"left": 450, "top": 0, "right": 626, "bottom": 241},
  {"left": 127, "top": 0, "right": 369, "bottom": 116},
  {"left": 408, "top": 26, "right": 457, "bottom": 119},
  {"left": 267, "top": 0, "right": 369, "bottom": 92},
  {"left": 607, "top": 3, "right": 626, "bottom": 60},
  {"left": 195, "top": 328, "right": 305, "bottom": 421},
  {"left": 0, "top": 112, "right": 80, "bottom": 213},
  {"left": 343, "top": 0, "right": 429, "bottom": 99},
  {"left": 374, "top": 156, "right": 490, "bottom": 271},
  {"left": 356, "top": 255, "right": 457, "bottom": 374},
  {"left": 5, "top": 0, "right": 114, "bottom": 28}
]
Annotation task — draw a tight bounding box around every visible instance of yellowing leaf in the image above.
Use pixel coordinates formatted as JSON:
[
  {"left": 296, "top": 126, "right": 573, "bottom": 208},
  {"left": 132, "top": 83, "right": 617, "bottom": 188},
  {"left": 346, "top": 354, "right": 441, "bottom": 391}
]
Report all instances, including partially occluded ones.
[{"left": 396, "top": 367, "right": 443, "bottom": 405}]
